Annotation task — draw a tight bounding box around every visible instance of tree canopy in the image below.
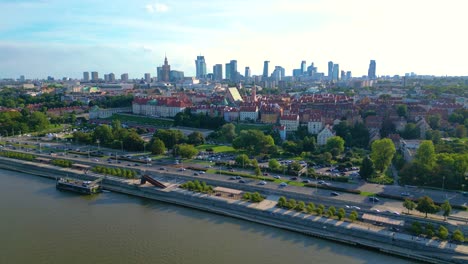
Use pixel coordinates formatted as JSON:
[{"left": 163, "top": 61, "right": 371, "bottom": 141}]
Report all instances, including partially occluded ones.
[{"left": 370, "top": 138, "right": 396, "bottom": 173}]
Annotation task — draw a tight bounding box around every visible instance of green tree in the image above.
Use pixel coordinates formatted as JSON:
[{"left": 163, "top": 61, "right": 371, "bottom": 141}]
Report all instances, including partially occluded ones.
[
  {"left": 360, "top": 156, "right": 375, "bottom": 180},
  {"left": 268, "top": 159, "right": 280, "bottom": 170},
  {"left": 28, "top": 111, "right": 50, "bottom": 131},
  {"left": 315, "top": 207, "right": 323, "bottom": 216},
  {"left": 425, "top": 223, "right": 435, "bottom": 237},
  {"left": 403, "top": 199, "right": 416, "bottom": 215},
  {"left": 175, "top": 144, "right": 199, "bottom": 159},
  {"left": 337, "top": 208, "right": 345, "bottom": 220},
  {"left": 219, "top": 123, "right": 237, "bottom": 143},
  {"left": 396, "top": 104, "right": 407, "bottom": 117},
  {"left": 154, "top": 129, "right": 186, "bottom": 149},
  {"left": 306, "top": 202, "right": 316, "bottom": 213},
  {"left": 455, "top": 124, "right": 467, "bottom": 138},
  {"left": 452, "top": 229, "right": 465, "bottom": 243},
  {"left": 187, "top": 131, "right": 205, "bottom": 146},
  {"left": 287, "top": 199, "right": 297, "bottom": 210},
  {"left": 235, "top": 154, "right": 250, "bottom": 167},
  {"left": 254, "top": 166, "right": 261, "bottom": 177},
  {"left": 278, "top": 196, "right": 287, "bottom": 207},
  {"left": 151, "top": 138, "right": 166, "bottom": 155},
  {"left": 296, "top": 201, "right": 305, "bottom": 212},
  {"left": 232, "top": 130, "right": 276, "bottom": 155},
  {"left": 411, "top": 222, "right": 422, "bottom": 235},
  {"left": 401, "top": 123, "right": 420, "bottom": 139},
  {"left": 370, "top": 138, "right": 396, "bottom": 173},
  {"left": 438, "top": 226, "right": 449, "bottom": 240},
  {"left": 428, "top": 114, "right": 441, "bottom": 129},
  {"left": 349, "top": 210, "right": 358, "bottom": 222},
  {"left": 440, "top": 200, "right": 452, "bottom": 221},
  {"left": 123, "top": 131, "right": 145, "bottom": 151},
  {"left": 416, "top": 196, "right": 439, "bottom": 218},
  {"left": 326, "top": 136, "right": 345, "bottom": 155},
  {"left": 327, "top": 206, "right": 336, "bottom": 218},
  {"left": 414, "top": 140, "right": 436, "bottom": 170},
  {"left": 93, "top": 124, "right": 114, "bottom": 145}
]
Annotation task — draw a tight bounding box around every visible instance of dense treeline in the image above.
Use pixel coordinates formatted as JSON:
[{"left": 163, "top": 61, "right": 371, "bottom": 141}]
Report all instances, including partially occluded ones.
[
  {"left": 0, "top": 110, "right": 50, "bottom": 135},
  {"left": 51, "top": 159, "right": 73, "bottom": 168},
  {"left": 174, "top": 109, "right": 225, "bottom": 130},
  {"left": 92, "top": 165, "right": 137, "bottom": 178},
  {"left": 179, "top": 180, "right": 213, "bottom": 193},
  {"left": 0, "top": 87, "right": 82, "bottom": 109},
  {"left": 0, "top": 151, "right": 35, "bottom": 161}
]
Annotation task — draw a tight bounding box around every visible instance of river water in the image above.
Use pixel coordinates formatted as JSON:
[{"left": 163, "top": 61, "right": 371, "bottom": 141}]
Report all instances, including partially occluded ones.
[{"left": 0, "top": 169, "right": 417, "bottom": 264}]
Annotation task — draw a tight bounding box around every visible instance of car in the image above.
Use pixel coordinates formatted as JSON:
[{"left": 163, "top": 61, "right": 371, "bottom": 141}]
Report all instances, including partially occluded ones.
[
  {"left": 273, "top": 175, "right": 281, "bottom": 179},
  {"left": 200, "top": 171, "right": 206, "bottom": 174},
  {"left": 258, "top": 181, "right": 267, "bottom": 185},
  {"left": 263, "top": 173, "right": 269, "bottom": 176},
  {"left": 229, "top": 176, "right": 236, "bottom": 180},
  {"left": 345, "top": 205, "right": 351, "bottom": 209},
  {"left": 229, "top": 169, "right": 235, "bottom": 172},
  {"left": 235, "top": 176, "right": 242, "bottom": 180},
  {"left": 127, "top": 164, "right": 132, "bottom": 166},
  {"left": 239, "top": 179, "right": 246, "bottom": 183},
  {"left": 369, "top": 197, "right": 380, "bottom": 202},
  {"left": 318, "top": 180, "right": 325, "bottom": 184},
  {"left": 302, "top": 179, "right": 311, "bottom": 183},
  {"left": 390, "top": 227, "right": 400, "bottom": 232},
  {"left": 401, "top": 192, "right": 410, "bottom": 196},
  {"left": 371, "top": 209, "right": 381, "bottom": 213},
  {"left": 392, "top": 211, "right": 400, "bottom": 215},
  {"left": 330, "top": 192, "right": 340, "bottom": 196},
  {"left": 193, "top": 172, "right": 199, "bottom": 176},
  {"left": 351, "top": 206, "right": 361, "bottom": 210},
  {"left": 290, "top": 177, "right": 298, "bottom": 180},
  {"left": 159, "top": 167, "right": 165, "bottom": 170},
  {"left": 134, "top": 163, "right": 139, "bottom": 166},
  {"left": 279, "top": 182, "right": 288, "bottom": 187}
]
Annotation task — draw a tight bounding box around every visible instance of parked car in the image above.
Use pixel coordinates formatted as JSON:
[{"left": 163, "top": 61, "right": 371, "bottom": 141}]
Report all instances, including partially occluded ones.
[
  {"left": 273, "top": 175, "right": 281, "bottom": 179},
  {"left": 302, "top": 179, "right": 311, "bottom": 183},
  {"left": 369, "top": 197, "right": 380, "bottom": 202},
  {"left": 330, "top": 192, "right": 340, "bottom": 196},
  {"left": 290, "top": 177, "right": 298, "bottom": 180}
]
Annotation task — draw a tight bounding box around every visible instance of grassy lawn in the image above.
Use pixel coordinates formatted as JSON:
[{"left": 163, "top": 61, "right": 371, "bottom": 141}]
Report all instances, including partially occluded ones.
[
  {"left": 111, "top": 114, "right": 173, "bottom": 127},
  {"left": 196, "top": 144, "right": 237, "bottom": 153},
  {"left": 360, "top": 191, "right": 375, "bottom": 197}
]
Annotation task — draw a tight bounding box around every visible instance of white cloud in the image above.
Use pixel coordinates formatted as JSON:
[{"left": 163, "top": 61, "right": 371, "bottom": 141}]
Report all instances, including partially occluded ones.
[{"left": 145, "top": 2, "right": 169, "bottom": 13}]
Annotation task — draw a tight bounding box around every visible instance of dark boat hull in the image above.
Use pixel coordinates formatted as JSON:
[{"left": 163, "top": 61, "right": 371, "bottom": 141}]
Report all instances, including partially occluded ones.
[{"left": 56, "top": 182, "right": 101, "bottom": 194}]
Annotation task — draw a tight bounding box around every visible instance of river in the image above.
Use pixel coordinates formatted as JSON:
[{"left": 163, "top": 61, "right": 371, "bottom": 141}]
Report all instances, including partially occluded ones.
[{"left": 0, "top": 169, "right": 417, "bottom": 264}]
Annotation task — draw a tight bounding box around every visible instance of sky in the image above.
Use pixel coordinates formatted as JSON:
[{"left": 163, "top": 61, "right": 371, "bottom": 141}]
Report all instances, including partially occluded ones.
[{"left": 1, "top": 0, "right": 467, "bottom": 79}]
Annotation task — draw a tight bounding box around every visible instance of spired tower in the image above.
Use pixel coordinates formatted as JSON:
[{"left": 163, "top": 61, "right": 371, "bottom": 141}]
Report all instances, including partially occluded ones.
[{"left": 161, "top": 55, "right": 171, "bottom": 82}]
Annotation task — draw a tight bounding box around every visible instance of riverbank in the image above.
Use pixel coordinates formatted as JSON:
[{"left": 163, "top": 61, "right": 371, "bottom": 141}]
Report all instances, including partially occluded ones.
[{"left": 0, "top": 157, "right": 466, "bottom": 264}]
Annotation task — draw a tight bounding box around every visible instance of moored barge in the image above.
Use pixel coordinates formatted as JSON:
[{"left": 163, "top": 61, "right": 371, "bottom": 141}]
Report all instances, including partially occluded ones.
[{"left": 56, "top": 177, "right": 102, "bottom": 194}]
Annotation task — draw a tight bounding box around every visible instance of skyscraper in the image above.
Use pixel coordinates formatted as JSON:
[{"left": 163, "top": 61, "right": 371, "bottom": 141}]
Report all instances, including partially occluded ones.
[
  {"left": 213, "top": 64, "right": 223, "bottom": 81},
  {"left": 144, "top": 73, "right": 151, "bottom": 83},
  {"left": 195, "top": 55, "right": 207, "bottom": 79},
  {"left": 161, "top": 56, "right": 171, "bottom": 82},
  {"left": 272, "top": 66, "right": 285, "bottom": 81},
  {"left": 109, "top": 73, "right": 115, "bottom": 82},
  {"left": 368, "top": 60, "right": 376, "bottom": 79},
  {"left": 263, "top": 61, "right": 270, "bottom": 78},
  {"left": 121, "top": 73, "right": 129, "bottom": 82},
  {"left": 333, "top": 64, "right": 339, "bottom": 81},
  {"left": 91, "top": 71, "right": 99, "bottom": 82},
  {"left": 301, "top": 60, "right": 306, "bottom": 73},
  {"left": 230, "top": 60, "right": 238, "bottom": 81},
  {"left": 225, "top": 63, "right": 231, "bottom": 80},
  {"left": 245, "top": 67, "right": 251, "bottom": 78},
  {"left": 328, "top": 61, "right": 334, "bottom": 81},
  {"left": 83, "top": 72, "right": 89, "bottom": 82}
]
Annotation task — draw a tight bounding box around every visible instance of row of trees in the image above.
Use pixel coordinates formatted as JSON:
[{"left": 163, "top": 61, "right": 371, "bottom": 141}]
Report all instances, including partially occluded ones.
[
  {"left": 403, "top": 196, "right": 452, "bottom": 219},
  {"left": 410, "top": 222, "right": 465, "bottom": 242},
  {"left": 0, "top": 110, "right": 50, "bottom": 136},
  {"left": 179, "top": 180, "right": 213, "bottom": 193},
  {"left": 242, "top": 192, "right": 265, "bottom": 203},
  {"left": 92, "top": 166, "right": 138, "bottom": 179},
  {"left": 174, "top": 109, "right": 225, "bottom": 130},
  {"left": 51, "top": 159, "right": 72, "bottom": 168},
  {"left": 0, "top": 151, "right": 35, "bottom": 161},
  {"left": 276, "top": 197, "right": 359, "bottom": 221}
]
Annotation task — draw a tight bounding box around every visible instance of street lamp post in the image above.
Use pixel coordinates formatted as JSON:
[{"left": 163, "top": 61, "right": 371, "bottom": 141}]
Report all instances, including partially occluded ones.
[{"left": 120, "top": 141, "right": 123, "bottom": 153}]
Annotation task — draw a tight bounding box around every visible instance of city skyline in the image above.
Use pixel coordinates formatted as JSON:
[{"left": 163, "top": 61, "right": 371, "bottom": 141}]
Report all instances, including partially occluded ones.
[{"left": 0, "top": 0, "right": 467, "bottom": 79}]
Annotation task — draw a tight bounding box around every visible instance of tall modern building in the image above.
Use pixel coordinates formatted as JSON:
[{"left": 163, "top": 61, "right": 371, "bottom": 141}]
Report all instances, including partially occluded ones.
[
  {"left": 144, "top": 73, "right": 151, "bottom": 83},
  {"left": 230, "top": 60, "right": 238, "bottom": 81},
  {"left": 195, "top": 56, "right": 207, "bottom": 79},
  {"left": 332, "top": 64, "right": 339, "bottom": 81},
  {"left": 263, "top": 61, "right": 270, "bottom": 78},
  {"left": 104, "top": 74, "right": 109, "bottom": 82},
  {"left": 301, "top": 61, "right": 306, "bottom": 73},
  {"left": 272, "top": 66, "right": 285, "bottom": 81},
  {"left": 213, "top": 64, "right": 223, "bottom": 81},
  {"left": 368, "top": 60, "right": 376, "bottom": 79},
  {"left": 225, "top": 63, "right": 231, "bottom": 80},
  {"left": 161, "top": 56, "right": 171, "bottom": 82},
  {"left": 91, "top": 71, "right": 99, "bottom": 82},
  {"left": 346, "top": 71, "right": 352, "bottom": 80},
  {"left": 245, "top": 66, "right": 251, "bottom": 78},
  {"left": 109, "top": 73, "right": 115, "bottom": 82},
  {"left": 121, "top": 73, "right": 129, "bottom": 82},
  {"left": 328, "top": 61, "right": 334, "bottom": 81},
  {"left": 83, "top": 72, "right": 89, "bottom": 82}
]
